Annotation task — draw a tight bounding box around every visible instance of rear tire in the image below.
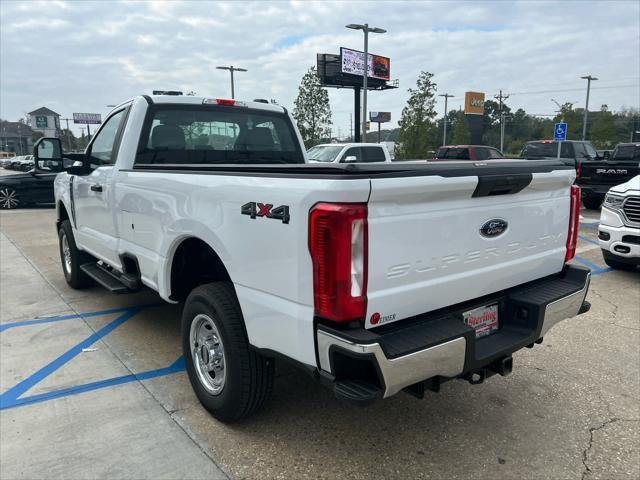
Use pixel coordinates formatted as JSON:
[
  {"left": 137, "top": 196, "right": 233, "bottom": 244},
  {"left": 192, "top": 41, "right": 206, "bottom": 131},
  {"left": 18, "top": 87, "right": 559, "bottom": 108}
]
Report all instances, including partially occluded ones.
[
  {"left": 58, "top": 220, "right": 94, "bottom": 288},
  {"left": 582, "top": 196, "right": 603, "bottom": 210},
  {"left": 182, "top": 282, "right": 274, "bottom": 422}
]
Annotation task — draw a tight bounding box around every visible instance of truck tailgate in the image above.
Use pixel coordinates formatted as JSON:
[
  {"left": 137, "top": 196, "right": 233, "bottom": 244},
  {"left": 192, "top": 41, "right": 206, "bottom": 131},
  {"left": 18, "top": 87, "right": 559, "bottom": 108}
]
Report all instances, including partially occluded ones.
[{"left": 365, "top": 169, "right": 573, "bottom": 328}]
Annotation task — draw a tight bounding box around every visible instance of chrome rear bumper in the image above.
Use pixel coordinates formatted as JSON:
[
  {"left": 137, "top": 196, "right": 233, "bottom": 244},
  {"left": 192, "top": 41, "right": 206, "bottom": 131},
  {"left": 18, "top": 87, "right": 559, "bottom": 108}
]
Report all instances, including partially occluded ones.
[{"left": 317, "top": 267, "right": 590, "bottom": 399}]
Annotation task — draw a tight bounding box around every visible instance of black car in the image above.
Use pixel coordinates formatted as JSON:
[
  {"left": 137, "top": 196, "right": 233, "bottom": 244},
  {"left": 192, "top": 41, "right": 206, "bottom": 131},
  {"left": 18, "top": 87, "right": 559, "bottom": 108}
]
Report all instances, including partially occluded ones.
[
  {"left": 0, "top": 157, "right": 77, "bottom": 209},
  {"left": 520, "top": 140, "right": 599, "bottom": 167},
  {"left": 579, "top": 143, "right": 640, "bottom": 209}
]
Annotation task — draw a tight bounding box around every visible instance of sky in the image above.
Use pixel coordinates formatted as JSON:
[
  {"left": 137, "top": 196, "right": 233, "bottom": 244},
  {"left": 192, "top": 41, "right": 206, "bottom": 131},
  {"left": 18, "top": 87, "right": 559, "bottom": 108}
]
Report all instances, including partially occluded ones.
[{"left": 1, "top": 0, "right": 639, "bottom": 138}]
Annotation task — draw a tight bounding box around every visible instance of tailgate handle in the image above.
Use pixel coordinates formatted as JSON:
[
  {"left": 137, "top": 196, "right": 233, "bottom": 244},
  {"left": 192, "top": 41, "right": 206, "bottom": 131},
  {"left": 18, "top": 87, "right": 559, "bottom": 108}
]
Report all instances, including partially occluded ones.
[{"left": 472, "top": 174, "right": 532, "bottom": 198}]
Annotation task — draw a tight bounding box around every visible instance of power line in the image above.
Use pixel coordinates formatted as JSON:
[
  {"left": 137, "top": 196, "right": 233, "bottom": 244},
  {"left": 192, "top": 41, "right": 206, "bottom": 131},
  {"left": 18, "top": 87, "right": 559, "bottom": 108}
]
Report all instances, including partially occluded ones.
[{"left": 504, "top": 84, "right": 638, "bottom": 96}]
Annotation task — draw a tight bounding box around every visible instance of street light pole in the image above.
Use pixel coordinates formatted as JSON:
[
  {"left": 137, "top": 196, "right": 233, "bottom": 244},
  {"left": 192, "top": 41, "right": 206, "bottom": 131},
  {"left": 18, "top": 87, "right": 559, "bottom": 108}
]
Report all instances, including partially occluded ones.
[
  {"left": 439, "top": 93, "right": 454, "bottom": 146},
  {"left": 346, "top": 23, "right": 386, "bottom": 143},
  {"left": 216, "top": 65, "right": 248, "bottom": 99},
  {"left": 581, "top": 75, "right": 598, "bottom": 140}
]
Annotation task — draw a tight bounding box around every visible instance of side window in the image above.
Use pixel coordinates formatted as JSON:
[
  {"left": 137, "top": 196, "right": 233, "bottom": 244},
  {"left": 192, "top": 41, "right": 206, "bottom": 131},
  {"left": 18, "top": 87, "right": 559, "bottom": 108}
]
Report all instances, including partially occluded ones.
[
  {"left": 583, "top": 143, "right": 598, "bottom": 159},
  {"left": 89, "top": 109, "right": 127, "bottom": 166},
  {"left": 362, "top": 147, "right": 386, "bottom": 162},
  {"left": 475, "top": 148, "right": 489, "bottom": 160},
  {"left": 573, "top": 142, "right": 586, "bottom": 158},
  {"left": 488, "top": 148, "right": 503, "bottom": 159},
  {"left": 342, "top": 147, "right": 362, "bottom": 162}
]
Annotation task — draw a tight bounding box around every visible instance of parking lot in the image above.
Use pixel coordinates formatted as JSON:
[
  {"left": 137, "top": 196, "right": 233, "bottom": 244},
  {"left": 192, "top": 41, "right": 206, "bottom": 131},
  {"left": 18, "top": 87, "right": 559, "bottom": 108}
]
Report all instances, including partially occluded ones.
[{"left": 0, "top": 206, "right": 638, "bottom": 480}]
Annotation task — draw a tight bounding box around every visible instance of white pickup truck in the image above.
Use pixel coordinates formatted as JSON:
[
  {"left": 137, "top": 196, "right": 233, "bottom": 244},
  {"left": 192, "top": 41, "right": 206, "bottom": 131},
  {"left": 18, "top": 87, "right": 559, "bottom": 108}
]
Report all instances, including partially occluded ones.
[
  {"left": 36, "top": 95, "right": 591, "bottom": 422},
  {"left": 307, "top": 142, "right": 392, "bottom": 163}
]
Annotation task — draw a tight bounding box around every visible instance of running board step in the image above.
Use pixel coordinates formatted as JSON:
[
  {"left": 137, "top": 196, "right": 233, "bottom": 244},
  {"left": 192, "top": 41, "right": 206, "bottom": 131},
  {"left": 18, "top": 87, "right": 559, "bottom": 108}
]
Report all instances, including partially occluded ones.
[
  {"left": 334, "top": 380, "right": 382, "bottom": 405},
  {"left": 80, "top": 263, "right": 140, "bottom": 294}
]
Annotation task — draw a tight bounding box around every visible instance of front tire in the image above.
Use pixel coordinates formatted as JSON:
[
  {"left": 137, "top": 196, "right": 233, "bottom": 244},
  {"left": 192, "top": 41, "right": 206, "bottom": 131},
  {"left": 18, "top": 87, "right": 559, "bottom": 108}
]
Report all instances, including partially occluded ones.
[
  {"left": 582, "top": 195, "right": 603, "bottom": 210},
  {"left": 0, "top": 186, "right": 19, "bottom": 209},
  {"left": 182, "top": 283, "right": 274, "bottom": 422},
  {"left": 58, "top": 220, "right": 94, "bottom": 288}
]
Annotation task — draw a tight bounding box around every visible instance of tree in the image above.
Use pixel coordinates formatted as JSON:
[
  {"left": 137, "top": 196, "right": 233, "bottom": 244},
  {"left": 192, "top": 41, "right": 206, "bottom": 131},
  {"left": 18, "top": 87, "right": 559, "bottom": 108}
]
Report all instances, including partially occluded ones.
[
  {"left": 450, "top": 111, "right": 470, "bottom": 144},
  {"left": 590, "top": 105, "right": 617, "bottom": 148},
  {"left": 292, "top": 66, "right": 332, "bottom": 148},
  {"left": 395, "top": 71, "right": 438, "bottom": 159}
]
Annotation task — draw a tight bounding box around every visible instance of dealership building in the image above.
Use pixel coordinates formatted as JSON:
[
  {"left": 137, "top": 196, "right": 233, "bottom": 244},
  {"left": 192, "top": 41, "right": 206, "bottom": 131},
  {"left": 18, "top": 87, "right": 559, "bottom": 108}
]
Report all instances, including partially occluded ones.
[{"left": 28, "top": 107, "right": 61, "bottom": 138}]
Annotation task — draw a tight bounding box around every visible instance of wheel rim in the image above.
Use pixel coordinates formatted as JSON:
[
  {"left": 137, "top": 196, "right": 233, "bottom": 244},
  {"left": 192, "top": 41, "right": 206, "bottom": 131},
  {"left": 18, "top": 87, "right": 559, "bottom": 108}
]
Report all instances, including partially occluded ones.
[
  {"left": 0, "top": 188, "right": 19, "bottom": 209},
  {"left": 190, "top": 313, "right": 226, "bottom": 395},
  {"left": 61, "top": 233, "right": 72, "bottom": 275}
]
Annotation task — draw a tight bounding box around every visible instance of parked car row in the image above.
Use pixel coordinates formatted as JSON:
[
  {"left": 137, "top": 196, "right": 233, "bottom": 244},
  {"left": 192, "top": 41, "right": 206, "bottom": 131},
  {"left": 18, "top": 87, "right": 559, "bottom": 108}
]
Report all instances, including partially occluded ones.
[{"left": 0, "top": 154, "right": 34, "bottom": 171}]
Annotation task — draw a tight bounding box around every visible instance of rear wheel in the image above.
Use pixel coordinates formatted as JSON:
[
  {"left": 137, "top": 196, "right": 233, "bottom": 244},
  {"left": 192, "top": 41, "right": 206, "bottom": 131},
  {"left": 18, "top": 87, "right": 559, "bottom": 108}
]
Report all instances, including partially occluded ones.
[
  {"left": 0, "top": 187, "right": 19, "bottom": 209},
  {"left": 182, "top": 282, "right": 274, "bottom": 422},
  {"left": 58, "top": 220, "right": 94, "bottom": 288},
  {"left": 582, "top": 195, "right": 603, "bottom": 210}
]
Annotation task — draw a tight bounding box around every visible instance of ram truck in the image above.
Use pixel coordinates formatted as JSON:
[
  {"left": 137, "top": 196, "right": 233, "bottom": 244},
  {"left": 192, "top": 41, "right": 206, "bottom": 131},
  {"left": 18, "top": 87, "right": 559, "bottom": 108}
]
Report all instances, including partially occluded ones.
[
  {"left": 38, "top": 95, "right": 591, "bottom": 422},
  {"left": 598, "top": 175, "right": 640, "bottom": 269}
]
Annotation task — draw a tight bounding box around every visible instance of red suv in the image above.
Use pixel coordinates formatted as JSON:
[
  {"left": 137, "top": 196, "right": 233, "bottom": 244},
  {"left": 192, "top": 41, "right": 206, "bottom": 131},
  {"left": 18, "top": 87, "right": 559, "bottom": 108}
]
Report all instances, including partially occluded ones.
[{"left": 433, "top": 145, "right": 504, "bottom": 161}]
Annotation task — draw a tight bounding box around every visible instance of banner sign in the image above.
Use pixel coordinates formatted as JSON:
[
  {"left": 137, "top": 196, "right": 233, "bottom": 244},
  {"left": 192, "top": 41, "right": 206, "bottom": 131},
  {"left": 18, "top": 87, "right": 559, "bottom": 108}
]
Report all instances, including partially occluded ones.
[
  {"left": 73, "top": 113, "right": 102, "bottom": 125},
  {"left": 464, "top": 92, "right": 485, "bottom": 115},
  {"left": 340, "top": 47, "right": 390, "bottom": 81},
  {"left": 370, "top": 112, "right": 391, "bottom": 123}
]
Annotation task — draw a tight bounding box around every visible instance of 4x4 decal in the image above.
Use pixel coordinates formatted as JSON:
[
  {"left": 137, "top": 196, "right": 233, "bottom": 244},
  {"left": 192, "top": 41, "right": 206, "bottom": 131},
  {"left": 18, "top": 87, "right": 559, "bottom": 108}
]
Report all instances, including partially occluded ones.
[{"left": 241, "top": 202, "right": 290, "bottom": 224}]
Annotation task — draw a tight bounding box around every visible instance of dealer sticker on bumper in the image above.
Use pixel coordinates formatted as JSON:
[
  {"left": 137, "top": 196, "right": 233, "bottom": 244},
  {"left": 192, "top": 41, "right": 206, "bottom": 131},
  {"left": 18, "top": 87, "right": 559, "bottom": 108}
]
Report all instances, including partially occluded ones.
[{"left": 463, "top": 304, "right": 499, "bottom": 338}]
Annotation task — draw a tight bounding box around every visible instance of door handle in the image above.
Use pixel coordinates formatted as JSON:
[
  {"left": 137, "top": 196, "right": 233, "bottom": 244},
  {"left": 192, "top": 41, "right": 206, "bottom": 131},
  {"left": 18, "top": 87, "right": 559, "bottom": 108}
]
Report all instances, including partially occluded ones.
[{"left": 90, "top": 184, "right": 103, "bottom": 192}]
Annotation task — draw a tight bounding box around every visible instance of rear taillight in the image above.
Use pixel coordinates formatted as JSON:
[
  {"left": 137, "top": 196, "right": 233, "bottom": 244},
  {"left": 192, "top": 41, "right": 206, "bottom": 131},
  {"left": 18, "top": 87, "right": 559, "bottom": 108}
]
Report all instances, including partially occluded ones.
[
  {"left": 309, "top": 203, "right": 368, "bottom": 322},
  {"left": 565, "top": 185, "right": 581, "bottom": 262},
  {"left": 575, "top": 161, "right": 581, "bottom": 181}
]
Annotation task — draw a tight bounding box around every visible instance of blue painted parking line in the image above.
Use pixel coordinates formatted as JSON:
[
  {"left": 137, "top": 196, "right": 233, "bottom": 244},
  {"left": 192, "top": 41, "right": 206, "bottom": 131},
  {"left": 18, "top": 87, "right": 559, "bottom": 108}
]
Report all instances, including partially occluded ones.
[
  {"left": 0, "top": 304, "right": 161, "bottom": 333},
  {"left": 0, "top": 304, "right": 184, "bottom": 411},
  {"left": 573, "top": 255, "right": 613, "bottom": 277},
  {"left": 578, "top": 234, "right": 599, "bottom": 246}
]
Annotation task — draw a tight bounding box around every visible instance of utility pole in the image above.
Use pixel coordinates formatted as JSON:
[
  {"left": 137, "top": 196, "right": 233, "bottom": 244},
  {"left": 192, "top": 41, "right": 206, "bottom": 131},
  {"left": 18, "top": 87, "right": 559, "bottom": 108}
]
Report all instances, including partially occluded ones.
[
  {"left": 61, "top": 118, "right": 72, "bottom": 150},
  {"left": 350, "top": 113, "right": 353, "bottom": 141},
  {"left": 216, "top": 65, "right": 248, "bottom": 99},
  {"left": 494, "top": 89, "right": 509, "bottom": 152},
  {"left": 438, "top": 93, "right": 454, "bottom": 146},
  {"left": 346, "top": 23, "right": 386, "bottom": 143},
  {"left": 581, "top": 75, "right": 598, "bottom": 140}
]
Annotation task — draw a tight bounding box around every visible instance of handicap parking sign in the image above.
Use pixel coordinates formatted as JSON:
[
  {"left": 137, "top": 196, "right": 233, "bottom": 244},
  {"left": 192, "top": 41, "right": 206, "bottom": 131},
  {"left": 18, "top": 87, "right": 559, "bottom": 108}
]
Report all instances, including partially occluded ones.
[{"left": 554, "top": 122, "right": 567, "bottom": 141}]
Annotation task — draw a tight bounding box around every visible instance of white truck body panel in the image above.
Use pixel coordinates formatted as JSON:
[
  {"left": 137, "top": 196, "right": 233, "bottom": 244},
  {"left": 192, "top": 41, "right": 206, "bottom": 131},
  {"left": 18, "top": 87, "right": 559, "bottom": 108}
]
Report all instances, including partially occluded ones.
[
  {"left": 365, "top": 169, "right": 574, "bottom": 328},
  {"left": 53, "top": 95, "right": 579, "bottom": 371}
]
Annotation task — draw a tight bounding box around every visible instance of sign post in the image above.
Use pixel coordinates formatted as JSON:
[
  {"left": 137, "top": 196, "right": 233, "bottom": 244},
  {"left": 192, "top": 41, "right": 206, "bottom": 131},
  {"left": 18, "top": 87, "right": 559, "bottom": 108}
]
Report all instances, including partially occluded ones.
[
  {"left": 369, "top": 112, "right": 391, "bottom": 143},
  {"left": 554, "top": 122, "right": 567, "bottom": 159}
]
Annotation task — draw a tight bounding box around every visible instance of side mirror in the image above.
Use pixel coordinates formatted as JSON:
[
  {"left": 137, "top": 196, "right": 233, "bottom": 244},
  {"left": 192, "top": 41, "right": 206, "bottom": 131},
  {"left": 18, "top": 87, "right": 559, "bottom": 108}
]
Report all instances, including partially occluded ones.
[
  {"left": 33, "top": 137, "right": 64, "bottom": 173},
  {"left": 343, "top": 155, "right": 358, "bottom": 162}
]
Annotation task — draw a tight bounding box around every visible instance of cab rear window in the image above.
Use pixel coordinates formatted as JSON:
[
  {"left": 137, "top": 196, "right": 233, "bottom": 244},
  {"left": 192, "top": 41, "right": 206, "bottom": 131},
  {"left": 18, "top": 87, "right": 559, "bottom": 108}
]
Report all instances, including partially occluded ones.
[{"left": 135, "top": 105, "right": 304, "bottom": 165}]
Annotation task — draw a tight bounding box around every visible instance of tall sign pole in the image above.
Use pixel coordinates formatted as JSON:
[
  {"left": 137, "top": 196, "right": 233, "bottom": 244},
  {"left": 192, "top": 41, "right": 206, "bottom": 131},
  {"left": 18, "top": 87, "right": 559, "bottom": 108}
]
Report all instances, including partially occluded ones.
[
  {"left": 216, "top": 65, "right": 248, "bottom": 99},
  {"left": 439, "top": 93, "right": 454, "bottom": 146},
  {"left": 362, "top": 25, "right": 369, "bottom": 142},
  {"left": 581, "top": 75, "right": 598, "bottom": 140}
]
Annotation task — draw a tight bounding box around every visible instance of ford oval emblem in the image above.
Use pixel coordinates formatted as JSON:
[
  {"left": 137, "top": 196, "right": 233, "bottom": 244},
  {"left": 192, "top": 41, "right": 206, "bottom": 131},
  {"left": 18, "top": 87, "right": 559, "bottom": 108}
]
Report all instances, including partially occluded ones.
[{"left": 480, "top": 219, "right": 508, "bottom": 238}]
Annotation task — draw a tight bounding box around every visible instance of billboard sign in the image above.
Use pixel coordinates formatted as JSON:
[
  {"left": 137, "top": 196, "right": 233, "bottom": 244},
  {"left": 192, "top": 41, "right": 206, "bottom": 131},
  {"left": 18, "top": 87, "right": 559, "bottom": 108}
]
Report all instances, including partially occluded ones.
[
  {"left": 73, "top": 113, "right": 102, "bottom": 125},
  {"left": 340, "top": 47, "right": 390, "bottom": 81},
  {"left": 370, "top": 111, "right": 391, "bottom": 123},
  {"left": 464, "top": 92, "right": 485, "bottom": 115},
  {"left": 35, "top": 116, "right": 48, "bottom": 128}
]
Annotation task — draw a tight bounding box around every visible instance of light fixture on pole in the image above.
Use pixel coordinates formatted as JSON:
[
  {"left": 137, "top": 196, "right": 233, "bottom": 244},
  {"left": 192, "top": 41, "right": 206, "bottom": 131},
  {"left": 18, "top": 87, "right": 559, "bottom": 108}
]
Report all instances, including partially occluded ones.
[
  {"left": 580, "top": 75, "right": 598, "bottom": 140},
  {"left": 439, "top": 93, "right": 454, "bottom": 146},
  {"left": 216, "top": 65, "right": 248, "bottom": 99},
  {"left": 346, "top": 23, "right": 386, "bottom": 143}
]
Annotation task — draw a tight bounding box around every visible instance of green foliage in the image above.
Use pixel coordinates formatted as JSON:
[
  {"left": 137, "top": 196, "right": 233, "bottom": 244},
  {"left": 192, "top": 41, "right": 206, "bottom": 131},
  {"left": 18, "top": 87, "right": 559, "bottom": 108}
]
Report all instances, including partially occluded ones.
[
  {"left": 396, "top": 71, "right": 438, "bottom": 159},
  {"left": 292, "top": 66, "right": 332, "bottom": 148},
  {"left": 552, "top": 103, "right": 583, "bottom": 139},
  {"left": 450, "top": 111, "right": 470, "bottom": 144},
  {"left": 590, "top": 105, "right": 617, "bottom": 149}
]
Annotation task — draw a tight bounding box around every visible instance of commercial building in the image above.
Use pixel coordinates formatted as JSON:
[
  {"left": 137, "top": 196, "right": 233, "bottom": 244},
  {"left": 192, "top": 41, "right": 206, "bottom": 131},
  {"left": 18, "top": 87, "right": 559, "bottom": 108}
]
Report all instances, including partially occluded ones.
[{"left": 28, "top": 107, "right": 61, "bottom": 138}]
